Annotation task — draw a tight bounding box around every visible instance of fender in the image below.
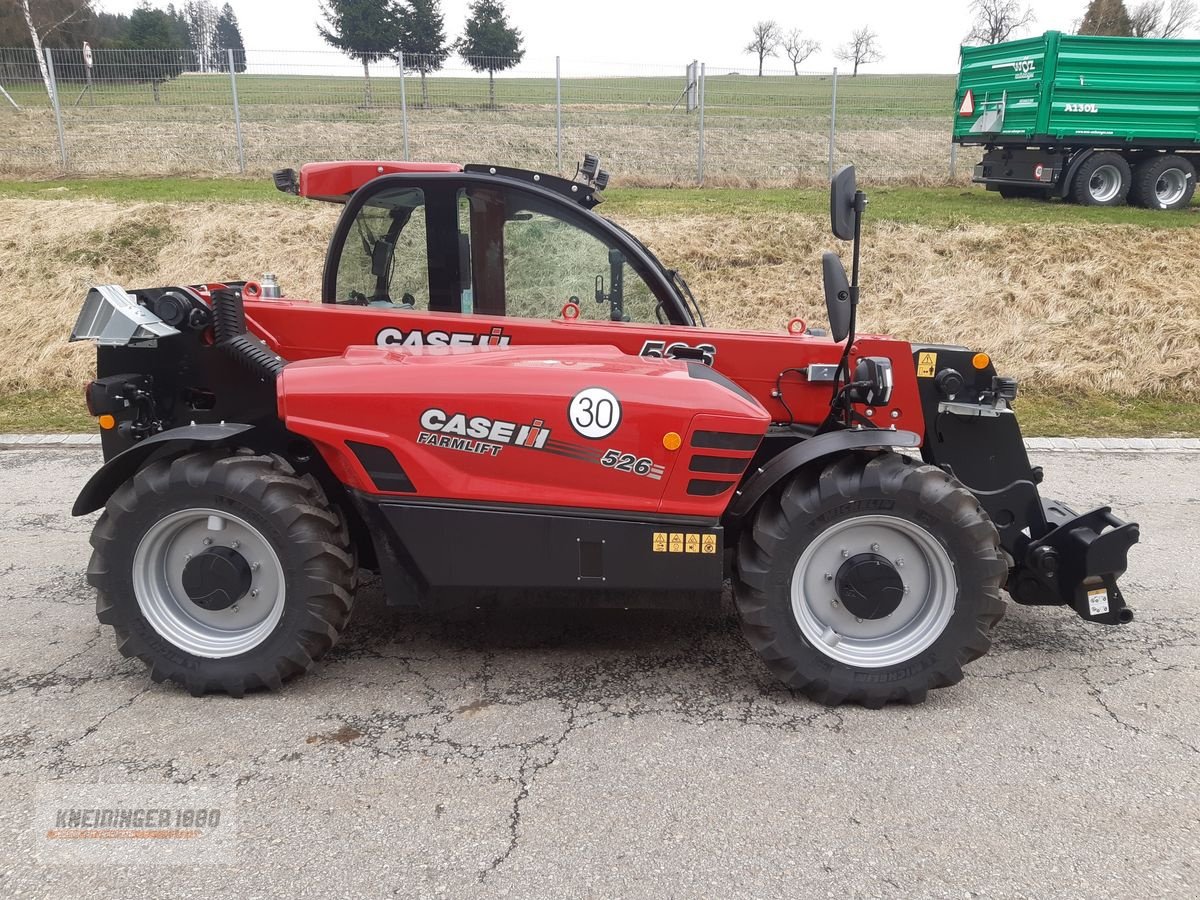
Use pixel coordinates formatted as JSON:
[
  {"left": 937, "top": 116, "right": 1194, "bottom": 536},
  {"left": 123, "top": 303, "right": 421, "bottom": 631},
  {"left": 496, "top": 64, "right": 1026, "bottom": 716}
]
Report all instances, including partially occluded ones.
[
  {"left": 1058, "top": 148, "right": 1098, "bottom": 198},
  {"left": 72, "top": 423, "right": 255, "bottom": 516},
  {"left": 726, "top": 428, "right": 922, "bottom": 520}
]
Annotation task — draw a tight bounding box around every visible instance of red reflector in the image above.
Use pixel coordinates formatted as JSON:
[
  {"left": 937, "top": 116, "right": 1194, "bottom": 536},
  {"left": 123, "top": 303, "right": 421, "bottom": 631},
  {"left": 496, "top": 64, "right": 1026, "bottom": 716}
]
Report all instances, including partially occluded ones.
[
  {"left": 84, "top": 381, "right": 97, "bottom": 417},
  {"left": 959, "top": 90, "right": 975, "bottom": 116}
]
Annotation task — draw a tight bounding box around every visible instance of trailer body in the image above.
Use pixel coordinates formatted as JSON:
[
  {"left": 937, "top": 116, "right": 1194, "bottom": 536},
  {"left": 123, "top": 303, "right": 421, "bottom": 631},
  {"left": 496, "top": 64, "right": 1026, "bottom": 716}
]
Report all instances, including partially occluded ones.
[{"left": 954, "top": 32, "right": 1200, "bottom": 207}]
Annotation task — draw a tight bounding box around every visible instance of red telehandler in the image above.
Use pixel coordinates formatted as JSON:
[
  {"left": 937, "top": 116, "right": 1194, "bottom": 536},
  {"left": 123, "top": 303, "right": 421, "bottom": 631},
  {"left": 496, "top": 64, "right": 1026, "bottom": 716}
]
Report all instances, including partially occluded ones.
[{"left": 69, "top": 158, "right": 1139, "bottom": 706}]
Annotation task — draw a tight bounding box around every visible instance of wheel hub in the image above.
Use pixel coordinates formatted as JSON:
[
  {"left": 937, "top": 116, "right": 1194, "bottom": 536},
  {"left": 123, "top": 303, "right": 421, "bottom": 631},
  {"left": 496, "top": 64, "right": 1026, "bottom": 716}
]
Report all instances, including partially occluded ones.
[
  {"left": 182, "top": 546, "right": 252, "bottom": 610},
  {"left": 835, "top": 553, "right": 904, "bottom": 620}
]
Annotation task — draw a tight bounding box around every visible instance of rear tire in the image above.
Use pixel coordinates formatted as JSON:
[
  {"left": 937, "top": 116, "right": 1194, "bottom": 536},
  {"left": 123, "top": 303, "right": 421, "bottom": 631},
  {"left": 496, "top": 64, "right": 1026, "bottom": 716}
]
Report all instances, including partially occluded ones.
[
  {"left": 734, "top": 452, "right": 1006, "bottom": 708},
  {"left": 1070, "top": 152, "right": 1131, "bottom": 206},
  {"left": 89, "top": 449, "right": 357, "bottom": 696},
  {"left": 1129, "top": 155, "right": 1195, "bottom": 210}
]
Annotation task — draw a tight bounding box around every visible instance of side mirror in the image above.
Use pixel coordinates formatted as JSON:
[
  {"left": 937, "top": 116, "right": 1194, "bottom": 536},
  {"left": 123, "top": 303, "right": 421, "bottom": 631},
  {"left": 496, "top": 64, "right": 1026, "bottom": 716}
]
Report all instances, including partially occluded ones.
[
  {"left": 830, "top": 164, "right": 857, "bottom": 241},
  {"left": 822, "top": 251, "right": 852, "bottom": 343}
]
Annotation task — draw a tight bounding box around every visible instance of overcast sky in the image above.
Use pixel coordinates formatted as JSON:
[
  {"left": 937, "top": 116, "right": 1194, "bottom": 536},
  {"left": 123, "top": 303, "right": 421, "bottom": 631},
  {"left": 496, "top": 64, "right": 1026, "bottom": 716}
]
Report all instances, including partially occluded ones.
[{"left": 96, "top": 1, "right": 1126, "bottom": 74}]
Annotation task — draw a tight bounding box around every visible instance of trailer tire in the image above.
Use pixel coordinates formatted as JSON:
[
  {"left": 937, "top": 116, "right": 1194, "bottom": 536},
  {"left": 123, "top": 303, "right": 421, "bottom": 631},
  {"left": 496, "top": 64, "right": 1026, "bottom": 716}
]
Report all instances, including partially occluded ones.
[
  {"left": 88, "top": 449, "right": 357, "bottom": 697},
  {"left": 1070, "top": 151, "right": 1131, "bottom": 206},
  {"left": 1130, "top": 155, "right": 1195, "bottom": 210},
  {"left": 733, "top": 451, "right": 1006, "bottom": 708}
]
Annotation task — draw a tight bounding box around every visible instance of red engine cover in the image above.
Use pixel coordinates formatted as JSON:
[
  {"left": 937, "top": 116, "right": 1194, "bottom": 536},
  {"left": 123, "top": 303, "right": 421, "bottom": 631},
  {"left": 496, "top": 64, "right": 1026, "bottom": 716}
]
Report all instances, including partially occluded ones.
[{"left": 277, "top": 344, "right": 770, "bottom": 517}]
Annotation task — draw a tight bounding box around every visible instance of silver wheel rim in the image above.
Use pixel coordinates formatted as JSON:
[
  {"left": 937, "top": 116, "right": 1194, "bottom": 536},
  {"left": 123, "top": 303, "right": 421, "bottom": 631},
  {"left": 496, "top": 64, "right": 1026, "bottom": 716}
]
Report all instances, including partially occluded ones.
[
  {"left": 1155, "top": 168, "right": 1188, "bottom": 207},
  {"left": 132, "top": 508, "right": 286, "bottom": 659},
  {"left": 789, "top": 515, "right": 957, "bottom": 669},
  {"left": 1088, "top": 164, "right": 1123, "bottom": 203}
]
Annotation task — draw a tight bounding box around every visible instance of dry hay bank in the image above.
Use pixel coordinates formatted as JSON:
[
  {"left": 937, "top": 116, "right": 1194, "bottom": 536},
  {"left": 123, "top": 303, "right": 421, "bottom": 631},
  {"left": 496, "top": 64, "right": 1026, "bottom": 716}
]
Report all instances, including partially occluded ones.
[{"left": 1, "top": 197, "right": 1196, "bottom": 399}]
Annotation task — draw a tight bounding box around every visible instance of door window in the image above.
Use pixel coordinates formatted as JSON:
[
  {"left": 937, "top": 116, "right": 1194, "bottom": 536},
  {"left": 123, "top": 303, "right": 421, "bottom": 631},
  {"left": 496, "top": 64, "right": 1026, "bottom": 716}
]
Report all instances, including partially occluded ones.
[
  {"left": 461, "top": 188, "right": 662, "bottom": 323},
  {"left": 333, "top": 187, "right": 429, "bottom": 308}
]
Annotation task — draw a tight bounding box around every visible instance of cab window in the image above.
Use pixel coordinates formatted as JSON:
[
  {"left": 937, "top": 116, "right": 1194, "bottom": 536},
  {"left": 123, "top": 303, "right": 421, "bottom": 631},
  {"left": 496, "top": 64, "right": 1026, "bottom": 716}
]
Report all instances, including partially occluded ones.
[
  {"left": 460, "top": 187, "right": 662, "bottom": 324},
  {"left": 333, "top": 187, "right": 429, "bottom": 308}
]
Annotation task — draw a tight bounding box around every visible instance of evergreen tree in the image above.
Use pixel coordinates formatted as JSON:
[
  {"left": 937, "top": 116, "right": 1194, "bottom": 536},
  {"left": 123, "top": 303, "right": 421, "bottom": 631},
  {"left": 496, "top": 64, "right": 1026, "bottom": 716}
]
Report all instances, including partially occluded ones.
[
  {"left": 399, "top": 0, "right": 450, "bottom": 108},
  {"left": 318, "top": 0, "right": 404, "bottom": 107},
  {"left": 1079, "top": 0, "right": 1135, "bottom": 35},
  {"left": 127, "top": 2, "right": 189, "bottom": 103},
  {"left": 214, "top": 3, "right": 246, "bottom": 72},
  {"left": 456, "top": 0, "right": 524, "bottom": 109}
]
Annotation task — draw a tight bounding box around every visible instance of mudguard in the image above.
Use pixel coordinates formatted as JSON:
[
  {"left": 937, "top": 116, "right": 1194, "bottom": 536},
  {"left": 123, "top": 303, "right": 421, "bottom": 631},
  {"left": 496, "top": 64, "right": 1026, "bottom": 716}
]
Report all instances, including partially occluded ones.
[
  {"left": 727, "top": 428, "right": 922, "bottom": 520},
  {"left": 72, "top": 423, "right": 254, "bottom": 516}
]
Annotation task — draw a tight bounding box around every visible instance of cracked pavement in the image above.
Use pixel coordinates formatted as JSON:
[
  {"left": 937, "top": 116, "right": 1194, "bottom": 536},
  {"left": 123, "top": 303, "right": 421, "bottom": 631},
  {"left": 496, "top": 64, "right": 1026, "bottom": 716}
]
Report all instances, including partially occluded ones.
[{"left": 0, "top": 447, "right": 1196, "bottom": 898}]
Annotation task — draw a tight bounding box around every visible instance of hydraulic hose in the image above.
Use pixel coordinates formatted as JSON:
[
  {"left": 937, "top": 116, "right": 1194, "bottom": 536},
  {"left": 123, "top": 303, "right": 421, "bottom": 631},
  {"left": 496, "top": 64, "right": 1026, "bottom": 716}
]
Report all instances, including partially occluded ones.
[{"left": 210, "top": 287, "right": 287, "bottom": 383}]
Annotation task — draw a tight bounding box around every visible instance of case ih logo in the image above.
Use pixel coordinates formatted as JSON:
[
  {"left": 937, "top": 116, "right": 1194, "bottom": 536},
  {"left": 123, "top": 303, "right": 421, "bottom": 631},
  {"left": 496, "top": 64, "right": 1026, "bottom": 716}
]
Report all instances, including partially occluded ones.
[
  {"left": 418, "top": 408, "right": 550, "bottom": 457},
  {"left": 376, "top": 326, "right": 511, "bottom": 348}
]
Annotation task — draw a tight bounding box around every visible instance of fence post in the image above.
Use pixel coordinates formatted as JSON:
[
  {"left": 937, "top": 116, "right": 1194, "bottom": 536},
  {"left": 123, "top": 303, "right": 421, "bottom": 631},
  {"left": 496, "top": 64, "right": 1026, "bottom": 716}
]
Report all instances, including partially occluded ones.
[
  {"left": 227, "top": 49, "right": 246, "bottom": 174},
  {"left": 398, "top": 51, "right": 410, "bottom": 161},
  {"left": 950, "top": 141, "right": 958, "bottom": 180},
  {"left": 555, "top": 55, "right": 562, "bottom": 175},
  {"left": 45, "top": 48, "right": 68, "bottom": 171},
  {"left": 827, "top": 67, "right": 838, "bottom": 181},
  {"left": 697, "top": 62, "right": 706, "bottom": 186}
]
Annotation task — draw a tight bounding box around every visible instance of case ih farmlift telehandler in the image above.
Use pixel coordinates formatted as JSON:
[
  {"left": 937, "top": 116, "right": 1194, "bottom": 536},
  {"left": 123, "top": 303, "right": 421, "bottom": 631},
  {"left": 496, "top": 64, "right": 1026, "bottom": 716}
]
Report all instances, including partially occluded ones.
[{"left": 68, "top": 158, "right": 1139, "bottom": 707}]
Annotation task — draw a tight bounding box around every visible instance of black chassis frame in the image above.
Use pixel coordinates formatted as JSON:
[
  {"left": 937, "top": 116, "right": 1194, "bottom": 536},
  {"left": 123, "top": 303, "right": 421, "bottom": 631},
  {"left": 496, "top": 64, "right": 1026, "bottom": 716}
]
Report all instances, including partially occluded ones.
[{"left": 969, "top": 143, "right": 1200, "bottom": 196}]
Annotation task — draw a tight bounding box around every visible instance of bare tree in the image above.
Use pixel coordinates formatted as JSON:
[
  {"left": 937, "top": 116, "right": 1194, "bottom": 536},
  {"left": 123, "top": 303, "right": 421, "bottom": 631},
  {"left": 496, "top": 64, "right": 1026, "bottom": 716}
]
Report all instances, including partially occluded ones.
[
  {"left": 744, "top": 20, "right": 781, "bottom": 76},
  {"left": 835, "top": 26, "right": 883, "bottom": 76},
  {"left": 19, "top": 0, "right": 94, "bottom": 99},
  {"left": 781, "top": 28, "right": 820, "bottom": 75},
  {"left": 1130, "top": 0, "right": 1197, "bottom": 35},
  {"left": 965, "top": 0, "right": 1036, "bottom": 44}
]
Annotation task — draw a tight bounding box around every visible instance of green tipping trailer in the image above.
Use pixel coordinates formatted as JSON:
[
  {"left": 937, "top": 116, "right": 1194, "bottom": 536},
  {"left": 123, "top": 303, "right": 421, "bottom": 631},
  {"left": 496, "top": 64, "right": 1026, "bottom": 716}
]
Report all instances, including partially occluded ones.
[{"left": 954, "top": 31, "right": 1200, "bottom": 209}]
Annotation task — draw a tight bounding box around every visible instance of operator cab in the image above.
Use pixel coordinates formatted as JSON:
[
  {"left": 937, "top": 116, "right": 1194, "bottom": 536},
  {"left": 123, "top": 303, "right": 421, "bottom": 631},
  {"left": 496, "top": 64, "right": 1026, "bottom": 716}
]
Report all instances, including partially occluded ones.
[{"left": 280, "top": 157, "right": 706, "bottom": 327}]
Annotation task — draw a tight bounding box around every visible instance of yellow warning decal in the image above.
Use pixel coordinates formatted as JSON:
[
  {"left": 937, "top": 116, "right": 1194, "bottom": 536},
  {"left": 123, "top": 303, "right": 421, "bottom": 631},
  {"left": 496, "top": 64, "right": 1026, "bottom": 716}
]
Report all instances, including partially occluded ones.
[
  {"left": 654, "top": 532, "right": 719, "bottom": 554},
  {"left": 917, "top": 351, "right": 938, "bottom": 378}
]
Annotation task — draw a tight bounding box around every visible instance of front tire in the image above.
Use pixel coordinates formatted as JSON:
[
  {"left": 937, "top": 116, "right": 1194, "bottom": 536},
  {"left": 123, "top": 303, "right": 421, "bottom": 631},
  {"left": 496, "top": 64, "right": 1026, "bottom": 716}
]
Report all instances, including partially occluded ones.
[
  {"left": 89, "top": 449, "right": 357, "bottom": 696},
  {"left": 734, "top": 452, "right": 1006, "bottom": 707}
]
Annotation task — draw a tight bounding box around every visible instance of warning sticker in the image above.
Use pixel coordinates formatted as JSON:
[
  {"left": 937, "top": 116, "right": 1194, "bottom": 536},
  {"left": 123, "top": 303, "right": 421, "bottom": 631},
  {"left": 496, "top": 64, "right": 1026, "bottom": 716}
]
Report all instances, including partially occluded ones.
[
  {"left": 653, "top": 532, "right": 719, "bottom": 554},
  {"left": 917, "top": 351, "right": 938, "bottom": 378},
  {"left": 1088, "top": 588, "right": 1110, "bottom": 616}
]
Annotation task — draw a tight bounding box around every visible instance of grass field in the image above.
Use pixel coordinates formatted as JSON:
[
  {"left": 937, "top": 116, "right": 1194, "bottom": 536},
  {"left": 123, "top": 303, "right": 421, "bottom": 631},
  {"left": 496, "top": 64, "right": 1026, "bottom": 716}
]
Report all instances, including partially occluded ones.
[
  {"left": 1, "top": 178, "right": 1196, "bottom": 435},
  {"left": 2, "top": 70, "right": 955, "bottom": 119}
]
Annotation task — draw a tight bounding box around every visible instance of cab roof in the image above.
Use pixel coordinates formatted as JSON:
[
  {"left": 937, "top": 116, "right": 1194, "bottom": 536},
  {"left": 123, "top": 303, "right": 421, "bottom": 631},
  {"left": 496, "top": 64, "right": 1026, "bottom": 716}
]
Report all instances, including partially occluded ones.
[{"left": 293, "top": 161, "right": 464, "bottom": 203}]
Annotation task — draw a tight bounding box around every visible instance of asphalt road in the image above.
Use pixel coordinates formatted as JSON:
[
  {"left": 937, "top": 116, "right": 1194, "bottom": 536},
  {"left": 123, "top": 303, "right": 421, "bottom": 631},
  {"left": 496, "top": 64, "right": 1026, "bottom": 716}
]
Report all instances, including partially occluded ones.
[{"left": 0, "top": 447, "right": 1196, "bottom": 898}]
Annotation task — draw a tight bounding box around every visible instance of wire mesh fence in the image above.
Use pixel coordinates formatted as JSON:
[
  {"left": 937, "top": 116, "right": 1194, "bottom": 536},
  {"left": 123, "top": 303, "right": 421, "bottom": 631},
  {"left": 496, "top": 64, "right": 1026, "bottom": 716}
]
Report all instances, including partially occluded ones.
[{"left": 0, "top": 47, "right": 975, "bottom": 185}]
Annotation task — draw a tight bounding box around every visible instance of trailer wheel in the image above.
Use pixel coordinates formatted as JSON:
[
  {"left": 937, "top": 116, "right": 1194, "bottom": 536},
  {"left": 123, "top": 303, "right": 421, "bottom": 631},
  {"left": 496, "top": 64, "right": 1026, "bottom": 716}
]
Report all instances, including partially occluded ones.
[
  {"left": 1130, "top": 155, "right": 1195, "bottom": 210},
  {"left": 1070, "top": 152, "right": 1131, "bottom": 206},
  {"left": 734, "top": 451, "right": 1006, "bottom": 707},
  {"left": 88, "top": 449, "right": 357, "bottom": 696}
]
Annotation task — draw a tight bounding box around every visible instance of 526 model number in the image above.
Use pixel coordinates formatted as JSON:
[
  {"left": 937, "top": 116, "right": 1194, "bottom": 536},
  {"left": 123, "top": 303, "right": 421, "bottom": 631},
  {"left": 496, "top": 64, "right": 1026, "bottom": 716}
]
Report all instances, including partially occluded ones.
[
  {"left": 602, "top": 449, "right": 654, "bottom": 475},
  {"left": 1064, "top": 102, "right": 1098, "bottom": 113},
  {"left": 601, "top": 449, "right": 665, "bottom": 480}
]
